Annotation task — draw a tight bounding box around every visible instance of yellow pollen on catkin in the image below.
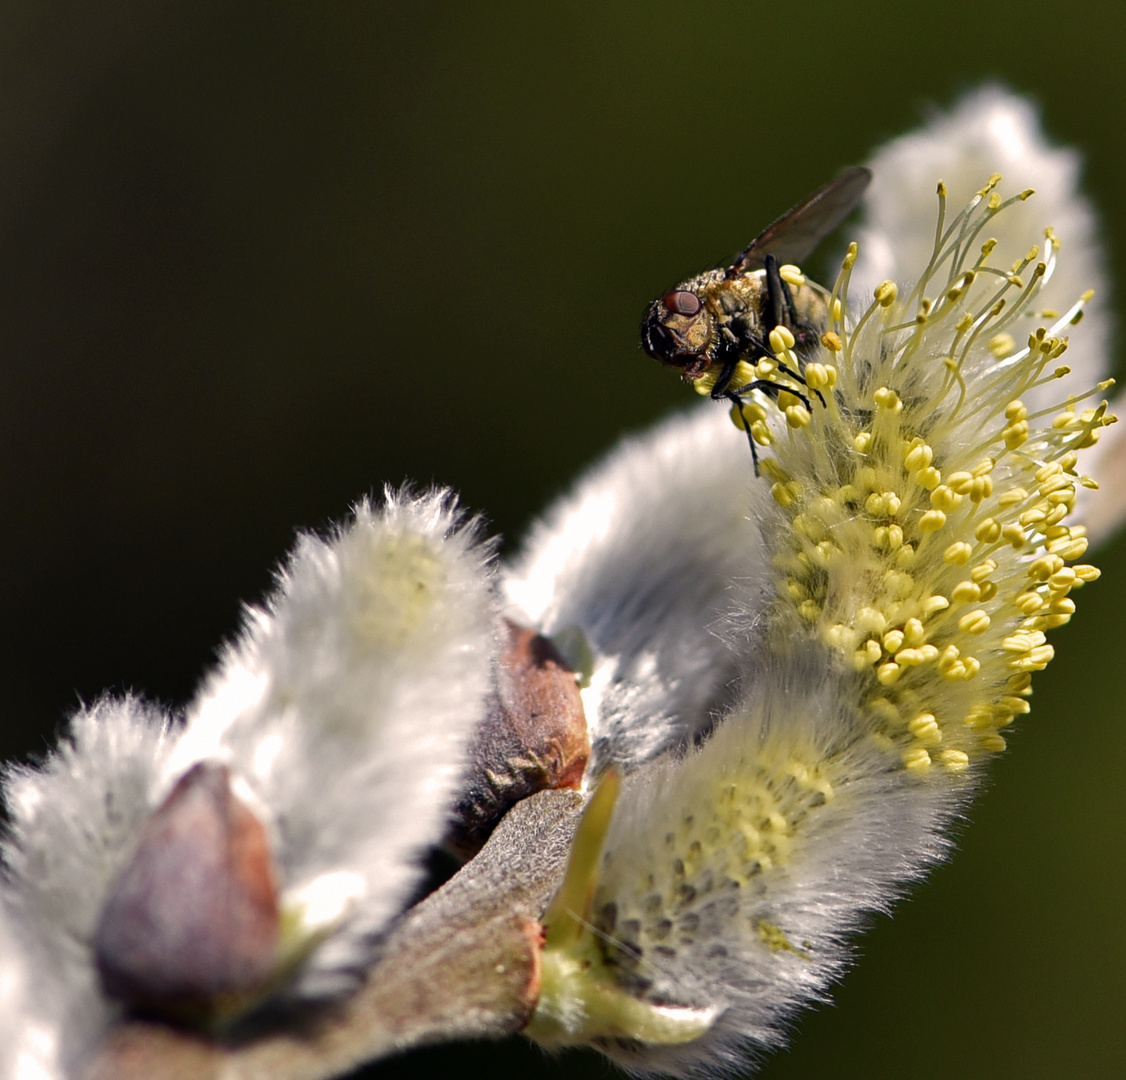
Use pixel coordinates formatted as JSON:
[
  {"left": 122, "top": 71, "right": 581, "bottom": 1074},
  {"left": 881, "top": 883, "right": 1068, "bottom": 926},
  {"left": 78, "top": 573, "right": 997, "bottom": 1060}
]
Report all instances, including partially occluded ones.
[{"left": 753, "top": 175, "right": 1105, "bottom": 777}]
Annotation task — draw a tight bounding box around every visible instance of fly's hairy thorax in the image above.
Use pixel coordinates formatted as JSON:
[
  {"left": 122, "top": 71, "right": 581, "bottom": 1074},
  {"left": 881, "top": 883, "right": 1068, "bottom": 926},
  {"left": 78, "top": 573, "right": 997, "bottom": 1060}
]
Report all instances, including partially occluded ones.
[{"left": 688, "top": 269, "right": 829, "bottom": 368}]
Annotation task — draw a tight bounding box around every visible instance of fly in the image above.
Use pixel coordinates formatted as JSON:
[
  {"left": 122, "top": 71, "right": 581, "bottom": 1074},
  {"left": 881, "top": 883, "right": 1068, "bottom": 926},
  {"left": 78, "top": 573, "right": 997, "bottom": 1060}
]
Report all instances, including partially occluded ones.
[{"left": 641, "top": 166, "right": 871, "bottom": 472}]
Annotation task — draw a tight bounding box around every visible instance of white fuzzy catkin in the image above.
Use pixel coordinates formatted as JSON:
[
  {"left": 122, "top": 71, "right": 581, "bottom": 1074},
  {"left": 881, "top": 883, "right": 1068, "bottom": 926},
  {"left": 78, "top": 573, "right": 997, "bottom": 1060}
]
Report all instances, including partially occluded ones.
[
  {"left": 528, "top": 153, "right": 1113, "bottom": 1074},
  {"left": 505, "top": 407, "right": 776, "bottom": 775},
  {"left": 850, "top": 86, "right": 1125, "bottom": 542},
  {"left": 852, "top": 85, "right": 1110, "bottom": 398},
  {"left": 0, "top": 490, "right": 500, "bottom": 1075},
  {"left": 588, "top": 665, "right": 964, "bottom": 1076},
  {"left": 166, "top": 488, "right": 499, "bottom": 996},
  {"left": 1, "top": 697, "right": 178, "bottom": 1079}
]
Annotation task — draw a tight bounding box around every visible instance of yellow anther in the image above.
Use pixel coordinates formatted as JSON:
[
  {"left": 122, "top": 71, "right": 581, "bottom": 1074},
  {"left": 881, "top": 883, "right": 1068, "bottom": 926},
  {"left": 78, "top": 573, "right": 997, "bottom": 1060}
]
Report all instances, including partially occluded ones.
[
  {"left": 1002, "top": 421, "right": 1029, "bottom": 449},
  {"left": 980, "top": 734, "right": 1007, "bottom": 753},
  {"left": 918, "top": 510, "right": 945, "bottom": 531},
  {"left": 820, "top": 330, "right": 842, "bottom": 352},
  {"left": 876, "top": 662, "right": 902, "bottom": 685},
  {"left": 756, "top": 357, "right": 779, "bottom": 377},
  {"left": 1038, "top": 473, "right": 1072, "bottom": 497},
  {"left": 1048, "top": 567, "right": 1077, "bottom": 590},
  {"left": 1002, "top": 631, "right": 1044, "bottom": 652},
  {"left": 1038, "top": 613, "right": 1072, "bottom": 629},
  {"left": 831, "top": 297, "right": 843, "bottom": 322},
  {"left": 916, "top": 466, "right": 941, "bottom": 490},
  {"left": 874, "top": 386, "right": 901, "bottom": 410},
  {"left": 772, "top": 482, "right": 798, "bottom": 508},
  {"left": 1027, "top": 554, "right": 1064, "bottom": 581},
  {"left": 805, "top": 363, "right": 831, "bottom": 390},
  {"left": 786, "top": 405, "right": 811, "bottom": 428},
  {"left": 903, "top": 618, "right": 925, "bottom": 646},
  {"left": 895, "top": 646, "right": 938, "bottom": 666},
  {"left": 961, "top": 656, "right": 981, "bottom": 679},
  {"left": 923, "top": 595, "right": 950, "bottom": 616},
  {"left": 930, "top": 485, "right": 962, "bottom": 511},
  {"left": 964, "top": 704, "right": 994, "bottom": 729},
  {"left": 968, "top": 476, "right": 993, "bottom": 502},
  {"left": 1014, "top": 591, "right": 1045, "bottom": 615},
  {"left": 1008, "top": 672, "right": 1033, "bottom": 694},
  {"left": 974, "top": 518, "right": 1002, "bottom": 544},
  {"left": 958, "top": 610, "right": 991, "bottom": 635},
  {"left": 1005, "top": 400, "right": 1028, "bottom": 422},
  {"left": 937, "top": 645, "right": 962, "bottom": 674},
  {"left": 882, "top": 629, "right": 905, "bottom": 653},
  {"left": 973, "top": 458, "right": 995, "bottom": 477},
  {"left": 939, "top": 750, "right": 970, "bottom": 773},
  {"left": 951, "top": 581, "right": 982, "bottom": 604},
  {"left": 909, "top": 714, "right": 941, "bottom": 745},
  {"left": 903, "top": 748, "right": 932, "bottom": 774},
  {"left": 971, "top": 559, "right": 998, "bottom": 582},
  {"left": 904, "top": 442, "right": 934, "bottom": 471},
  {"left": 853, "top": 432, "right": 873, "bottom": 453},
  {"left": 779, "top": 264, "right": 806, "bottom": 287},
  {"left": 769, "top": 325, "right": 796, "bottom": 353},
  {"left": 946, "top": 471, "right": 974, "bottom": 494},
  {"left": 1001, "top": 523, "right": 1028, "bottom": 548},
  {"left": 943, "top": 541, "right": 973, "bottom": 565},
  {"left": 875, "top": 281, "right": 898, "bottom": 307},
  {"left": 1050, "top": 538, "right": 1089, "bottom": 560},
  {"left": 1021, "top": 645, "right": 1054, "bottom": 669}
]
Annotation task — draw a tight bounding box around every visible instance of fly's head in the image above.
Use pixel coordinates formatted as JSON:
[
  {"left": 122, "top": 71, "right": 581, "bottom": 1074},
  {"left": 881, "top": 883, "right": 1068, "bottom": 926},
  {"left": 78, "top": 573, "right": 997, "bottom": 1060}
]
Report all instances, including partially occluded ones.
[{"left": 640, "top": 286, "right": 716, "bottom": 380}]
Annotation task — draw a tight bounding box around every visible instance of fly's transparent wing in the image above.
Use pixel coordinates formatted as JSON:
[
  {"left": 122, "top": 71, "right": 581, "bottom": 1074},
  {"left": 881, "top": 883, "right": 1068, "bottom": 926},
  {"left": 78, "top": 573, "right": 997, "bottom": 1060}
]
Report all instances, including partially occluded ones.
[{"left": 729, "top": 166, "right": 871, "bottom": 274}]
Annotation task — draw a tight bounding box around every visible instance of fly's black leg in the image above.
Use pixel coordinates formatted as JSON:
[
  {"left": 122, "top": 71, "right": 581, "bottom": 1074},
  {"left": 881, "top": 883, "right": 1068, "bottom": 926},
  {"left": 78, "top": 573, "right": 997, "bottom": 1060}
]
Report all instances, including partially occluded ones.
[
  {"left": 716, "top": 379, "right": 814, "bottom": 478},
  {"left": 763, "top": 253, "right": 826, "bottom": 407},
  {"left": 763, "top": 253, "right": 787, "bottom": 334},
  {"left": 719, "top": 379, "right": 812, "bottom": 414},
  {"left": 723, "top": 390, "right": 760, "bottom": 476},
  {"left": 708, "top": 352, "right": 743, "bottom": 399}
]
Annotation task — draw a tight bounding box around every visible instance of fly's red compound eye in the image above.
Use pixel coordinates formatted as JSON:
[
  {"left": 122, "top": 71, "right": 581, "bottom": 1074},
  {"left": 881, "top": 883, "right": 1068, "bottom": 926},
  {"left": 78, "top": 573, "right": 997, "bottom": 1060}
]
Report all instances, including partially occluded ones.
[{"left": 662, "top": 290, "right": 702, "bottom": 317}]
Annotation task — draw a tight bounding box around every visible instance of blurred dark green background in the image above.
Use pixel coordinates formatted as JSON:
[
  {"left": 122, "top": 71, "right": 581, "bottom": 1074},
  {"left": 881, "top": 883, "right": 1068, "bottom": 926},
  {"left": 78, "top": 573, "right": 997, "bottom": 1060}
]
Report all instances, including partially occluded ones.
[{"left": 1, "top": 2, "right": 1122, "bottom": 1077}]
